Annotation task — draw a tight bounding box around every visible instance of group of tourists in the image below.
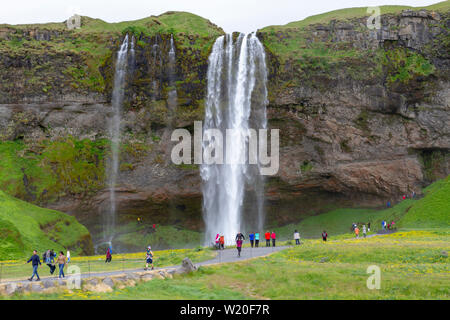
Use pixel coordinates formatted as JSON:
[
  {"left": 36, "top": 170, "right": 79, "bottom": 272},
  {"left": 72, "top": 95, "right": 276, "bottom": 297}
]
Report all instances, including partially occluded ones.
[
  {"left": 351, "top": 222, "right": 370, "bottom": 238},
  {"left": 382, "top": 220, "right": 395, "bottom": 230},
  {"left": 214, "top": 234, "right": 225, "bottom": 250},
  {"left": 26, "top": 249, "right": 69, "bottom": 281}
]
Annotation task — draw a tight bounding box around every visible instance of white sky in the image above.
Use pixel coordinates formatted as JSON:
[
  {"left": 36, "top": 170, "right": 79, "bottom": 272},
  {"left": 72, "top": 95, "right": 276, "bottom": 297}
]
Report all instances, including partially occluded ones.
[{"left": 0, "top": 0, "right": 443, "bottom": 33}]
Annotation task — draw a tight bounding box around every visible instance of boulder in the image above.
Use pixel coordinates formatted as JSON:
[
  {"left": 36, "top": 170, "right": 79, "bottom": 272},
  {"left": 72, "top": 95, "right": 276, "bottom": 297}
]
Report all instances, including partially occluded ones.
[
  {"left": 175, "top": 258, "right": 198, "bottom": 274},
  {"left": 102, "top": 277, "right": 114, "bottom": 288}
]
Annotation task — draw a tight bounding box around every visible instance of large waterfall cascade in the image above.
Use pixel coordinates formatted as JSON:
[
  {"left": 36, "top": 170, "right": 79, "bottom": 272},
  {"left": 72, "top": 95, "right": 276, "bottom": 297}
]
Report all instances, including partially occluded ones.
[{"left": 201, "top": 33, "right": 269, "bottom": 245}]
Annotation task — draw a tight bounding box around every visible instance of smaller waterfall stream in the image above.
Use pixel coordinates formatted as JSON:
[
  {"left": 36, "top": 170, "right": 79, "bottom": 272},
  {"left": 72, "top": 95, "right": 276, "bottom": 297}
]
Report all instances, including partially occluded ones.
[{"left": 104, "top": 34, "right": 129, "bottom": 247}]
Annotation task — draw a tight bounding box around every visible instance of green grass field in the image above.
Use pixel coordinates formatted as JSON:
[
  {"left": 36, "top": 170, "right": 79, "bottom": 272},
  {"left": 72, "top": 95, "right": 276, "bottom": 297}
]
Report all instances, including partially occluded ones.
[
  {"left": 5, "top": 230, "right": 448, "bottom": 300},
  {"left": 0, "top": 190, "right": 92, "bottom": 260}
]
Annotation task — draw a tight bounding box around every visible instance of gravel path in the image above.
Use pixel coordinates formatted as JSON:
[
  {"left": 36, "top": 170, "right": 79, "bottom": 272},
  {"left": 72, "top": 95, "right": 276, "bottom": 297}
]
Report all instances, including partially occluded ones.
[{"left": 5, "top": 245, "right": 289, "bottom": 286}]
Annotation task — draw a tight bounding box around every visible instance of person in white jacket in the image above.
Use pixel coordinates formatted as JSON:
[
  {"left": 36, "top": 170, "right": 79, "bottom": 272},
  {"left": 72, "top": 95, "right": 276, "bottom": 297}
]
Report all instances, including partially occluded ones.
[
  {"left": 294, "top": 230, "right": 300, "bottom": 245},
  {"left": 66, "top": 250, "right": 71, "bottom": 263},
  {"left": 363, "top": 225, "right": 367, "bottom": 238}
]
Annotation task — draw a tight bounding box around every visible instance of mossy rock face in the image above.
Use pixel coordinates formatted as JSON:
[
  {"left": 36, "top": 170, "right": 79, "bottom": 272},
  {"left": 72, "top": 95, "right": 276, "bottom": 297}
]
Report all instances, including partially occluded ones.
[
  {"left": 0, "top": 137, "right": 108, "bottom": 204},
  {"left": 0, "top": 11, "right": 224, "bottom": 103}
]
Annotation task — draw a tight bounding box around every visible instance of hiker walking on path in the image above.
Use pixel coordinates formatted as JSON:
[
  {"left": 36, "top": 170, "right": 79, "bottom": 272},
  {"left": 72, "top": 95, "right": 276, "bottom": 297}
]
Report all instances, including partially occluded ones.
[
  {"left": 294, "top": 230, "right": 300, "bottom": 245},
  {"left": 44, "top": 249, "right": 56, "bottom": 274},
  {"left": 105, "top": 247, "right": 112, "bottom": 263},
  {"left": 271, "top": 231, "right": 276, "bottom": 247},
  {"left": 322, "top": 230, "right": 328, "bottom": 242},
  {"left": 219, "top": 235, "right": 225, "bottom": 250},
  {"left": 145, "top": 246, "right": 154, "bottom": 270},
  {"left": 27, "top": 250, "right": 41, "bottom": 281},
  {"left": 57, "top": 251, "right": 67, "bottom": 278},
  {"left": 249, "top": 232, "right": 255, "bottom": 248},
  {"left": 367, "top": 222, "right": 371, "bottom": 232},
  {"left": 66, "top": 250, "right": 71, "bottom": 263},
  {"left": 362, "top": 225, "right": 367, "bottom": 238},
  {"left": 265, "top": 231, "right": 271, "bottom": 247},
  {"left": 355, "top": 226, "right": 360, "bottom": 238},
  {"left": 235, "top": 232, "right": 245, "bottom": 257},
  {"left": 255, "top": 232, "right": 260, "bottom": 247}
]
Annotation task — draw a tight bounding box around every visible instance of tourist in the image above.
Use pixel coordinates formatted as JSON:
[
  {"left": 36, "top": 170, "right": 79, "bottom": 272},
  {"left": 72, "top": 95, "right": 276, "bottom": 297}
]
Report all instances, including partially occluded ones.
[
  {"left": 57, "top": 251, "right": 67, "bottom": 278},
  {"left": 215, "top": 233, "right": 220, "bottom": 249},
  {"left": 105, "top": 247, "right": 112, "bottom": 263},
  {"left": 235, "top": 232, "right": 245, "bottom": 257},
  {"left": 382, "top": 220, "right": 385, "bottom": 230},
  {"left": 322, "top": 230, "right": 328, "bottom": 242},
  {"left": 362, "top": 225, "right": 367, "bottom": 238},
  {"left": 255, "top": 232, "right": 260, "bottom": 247},
  {"left": 45, "top": 249, "right": 56, "bottom": 274},
  {"left": 294, "top": 230, "right": 300, "bottom": 245},
  {"left": 367, "top": 222, "right": 371, "bottom": 232},
  {"left": 355, "top": 226, "right": 360, "bottom": 238},
  {"left": 219, "top": 235, "right": 225, "bottom": 250},
  {"left": 271, "top": 231, "right": 276, "bottom": 247},
  {"left": 249, "top": 232, "right": 255, "bottom": 248},
  {"left": 265, "top": 231, "right": 271, "bottom": 247},
  {"left": 66, "top": 250, "right": 71, "bottom": 263},
  {"left": 27, "top": 250, "right": 41, "bottom": 281},
  {"left": 145, "top": 246, "right": 154, "bottom": 270},
  {"left": 387, "top": 201, "right": 391, "bottom": 208},
  {"left": 391, "top": 221, "right": 395, "bottom": 229}
]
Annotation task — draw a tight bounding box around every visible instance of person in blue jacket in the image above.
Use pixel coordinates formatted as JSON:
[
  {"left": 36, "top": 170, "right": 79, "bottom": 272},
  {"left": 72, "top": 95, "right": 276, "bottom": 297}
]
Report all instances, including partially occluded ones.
[
  {"left": 27, "top": 250, "right": 42, "bottom": 281},
  {"left": 249, "top": 232, "right": 255, "bottom": 248},
  {"left": 255, "top": 232, "right": 260, "bottom": 247}
]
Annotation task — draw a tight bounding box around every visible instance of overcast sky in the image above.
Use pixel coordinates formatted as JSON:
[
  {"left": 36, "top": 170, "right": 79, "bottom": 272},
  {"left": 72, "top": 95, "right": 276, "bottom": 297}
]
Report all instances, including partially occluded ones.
[{"left": 0, "top": 0, "right": 442, "bottom": 33}]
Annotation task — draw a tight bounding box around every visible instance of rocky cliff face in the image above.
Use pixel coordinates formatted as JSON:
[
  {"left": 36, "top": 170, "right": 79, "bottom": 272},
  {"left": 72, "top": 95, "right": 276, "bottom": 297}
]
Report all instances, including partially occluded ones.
[{"left": 0, "top": 8, "right": 448, "bottom": 240}]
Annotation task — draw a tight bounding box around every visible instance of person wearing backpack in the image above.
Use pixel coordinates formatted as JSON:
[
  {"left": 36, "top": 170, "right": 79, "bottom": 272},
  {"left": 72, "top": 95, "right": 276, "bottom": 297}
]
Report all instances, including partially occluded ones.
[
  {"left": 235, "top": 232, "right": 245, "bottom": 257},
  {"left": 145, "top": 246, "right": 154, "bottom": 270},
  {"left": 322, "top": 230, "right": 328, "bottom": 242},
  {"left": 249, "top": 232, "right": 255, "bottom": 248}
]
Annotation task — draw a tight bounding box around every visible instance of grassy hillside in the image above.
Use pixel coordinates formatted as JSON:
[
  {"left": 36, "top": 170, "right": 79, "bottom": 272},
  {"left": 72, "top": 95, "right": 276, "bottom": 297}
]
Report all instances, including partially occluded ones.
[
  {"left": 276, "top": 176, "right": 450, "bottom": 239},
  {"left": 0, "top": 190, "right": 93, "bottom": 260},
  {"left": 399, "top": 176, "right": 450, "bottom": 229},
  {"left": 261, "top": 1, "right": 450, "bottom": 31}
]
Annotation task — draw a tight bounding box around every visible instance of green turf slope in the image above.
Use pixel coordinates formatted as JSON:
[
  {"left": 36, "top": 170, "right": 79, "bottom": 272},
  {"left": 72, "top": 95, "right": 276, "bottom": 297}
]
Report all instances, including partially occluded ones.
[
  {"left": 399, "top": 175, "right": 450, "bottom": 229},
  {"left": 0, "top": 190, "right": 93, "bottom": 260}
]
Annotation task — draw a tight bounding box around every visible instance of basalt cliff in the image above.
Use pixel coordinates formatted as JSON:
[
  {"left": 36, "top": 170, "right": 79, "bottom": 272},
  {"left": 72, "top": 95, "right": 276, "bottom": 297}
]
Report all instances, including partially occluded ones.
[{"left": 0, "top": 5, "right": 448, "bottom": 245}]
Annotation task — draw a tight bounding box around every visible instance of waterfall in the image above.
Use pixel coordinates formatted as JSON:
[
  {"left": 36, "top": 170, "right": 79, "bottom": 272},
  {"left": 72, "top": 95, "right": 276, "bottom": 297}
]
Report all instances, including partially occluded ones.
[
  {"left": 167, "top": 34, "right": 178, "bottom": 120},
  {"left": 104, "top": 34, "right": 129, "bottom": 246},
  {"left": 201, "top": 33, "right": 268, "bottom": 245}
]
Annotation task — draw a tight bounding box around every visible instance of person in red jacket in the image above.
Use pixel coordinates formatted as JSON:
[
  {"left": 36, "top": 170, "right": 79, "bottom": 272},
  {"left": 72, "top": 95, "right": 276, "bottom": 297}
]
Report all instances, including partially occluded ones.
[
  {"left": 322, "top": 230, "right": 328, "bottom": 242},
  {"left": 271, "top": 231, "right": 276, "bottom": 247},
  {"left": 265, "top": 231, "right": 271, "bottom": 247}
]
